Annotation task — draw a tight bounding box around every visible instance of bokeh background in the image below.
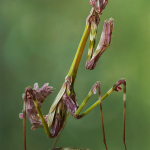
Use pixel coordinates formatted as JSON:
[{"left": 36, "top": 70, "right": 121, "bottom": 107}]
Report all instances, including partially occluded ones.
[{"left": 1, "top": 0, "right": 150, "bottom": 150}]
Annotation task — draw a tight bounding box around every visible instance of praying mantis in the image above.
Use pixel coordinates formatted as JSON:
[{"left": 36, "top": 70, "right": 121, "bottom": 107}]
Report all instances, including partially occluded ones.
[{"left": 19, "top": 1, "right": 127, "bottom": 150}]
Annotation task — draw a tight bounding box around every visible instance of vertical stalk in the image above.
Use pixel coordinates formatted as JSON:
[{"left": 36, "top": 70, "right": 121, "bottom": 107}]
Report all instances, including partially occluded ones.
[{"left": 23, "top": 99, "right": 26, "bottom": 150}]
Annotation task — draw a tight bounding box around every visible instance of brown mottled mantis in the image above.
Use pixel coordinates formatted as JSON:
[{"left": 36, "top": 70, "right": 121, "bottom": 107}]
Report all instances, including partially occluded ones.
[{"left": 19, "top": 1, "right": 127, "bottom": 150}]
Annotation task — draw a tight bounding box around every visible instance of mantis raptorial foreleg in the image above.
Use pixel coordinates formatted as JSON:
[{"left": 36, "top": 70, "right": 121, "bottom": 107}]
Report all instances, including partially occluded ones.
[
  {"left": 67, "top": 8, "right": 114, "bottom": 85},
  {"left": 86, "top": 17, "right": 114, "bottom": 70}
]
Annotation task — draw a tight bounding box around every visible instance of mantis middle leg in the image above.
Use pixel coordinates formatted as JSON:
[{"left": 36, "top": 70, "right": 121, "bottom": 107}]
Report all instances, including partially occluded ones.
[{"left": 72, "top": 79, "right": 127, "bottom": 150}]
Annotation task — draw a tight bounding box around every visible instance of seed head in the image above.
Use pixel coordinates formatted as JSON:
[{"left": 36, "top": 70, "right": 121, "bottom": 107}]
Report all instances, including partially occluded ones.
[{"left": 19, "top": 83, "right": 54, "bottom": 130}]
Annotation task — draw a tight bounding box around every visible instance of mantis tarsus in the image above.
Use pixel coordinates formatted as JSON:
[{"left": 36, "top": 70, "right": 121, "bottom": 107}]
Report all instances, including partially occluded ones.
[{"left": 19, "top": 1, "right": 127, "bottom": 150}]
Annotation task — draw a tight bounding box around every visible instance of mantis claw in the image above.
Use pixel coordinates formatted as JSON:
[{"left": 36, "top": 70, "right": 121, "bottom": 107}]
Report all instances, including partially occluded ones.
[{"left": 86, "top": 18, "right": 114, "bottom": 70}]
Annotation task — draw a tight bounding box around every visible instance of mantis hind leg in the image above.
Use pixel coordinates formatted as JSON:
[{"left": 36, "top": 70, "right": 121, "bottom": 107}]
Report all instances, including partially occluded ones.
[
  {"left": 73, "top": 79, "right": 127, "bottom": 150},
  {"left": 72, "top": 82, "right": 108, "bottom": 149}
]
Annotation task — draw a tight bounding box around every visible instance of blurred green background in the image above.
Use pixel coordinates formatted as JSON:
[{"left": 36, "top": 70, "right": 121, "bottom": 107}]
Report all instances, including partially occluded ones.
[{"left": 1, "top": 0, "right": 150, "bottom": 150}]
